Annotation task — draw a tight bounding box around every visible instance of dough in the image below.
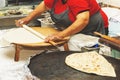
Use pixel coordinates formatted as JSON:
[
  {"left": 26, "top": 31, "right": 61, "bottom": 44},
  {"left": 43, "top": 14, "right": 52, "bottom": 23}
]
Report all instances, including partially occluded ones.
[
  {"left": 65, "top": 51, "right": 116, "bottom": 77},
  {"left": 3, "top": 28, "right": 44, "bottom": 44}
]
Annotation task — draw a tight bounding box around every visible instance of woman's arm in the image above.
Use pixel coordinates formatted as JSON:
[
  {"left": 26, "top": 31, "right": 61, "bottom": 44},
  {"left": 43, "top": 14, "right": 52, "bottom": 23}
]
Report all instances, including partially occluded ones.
[
  {"left": 45, "top": 11, "right": 90, "bottom": 42},
  {"left": 27, "top": 1, "right": 48, "bottom": 20},
  {"left": 59, "top": 11, "right": 90, "bottom": 37},
  {"left": 15, "top": 1, "right": 48, "bottom": 27}
]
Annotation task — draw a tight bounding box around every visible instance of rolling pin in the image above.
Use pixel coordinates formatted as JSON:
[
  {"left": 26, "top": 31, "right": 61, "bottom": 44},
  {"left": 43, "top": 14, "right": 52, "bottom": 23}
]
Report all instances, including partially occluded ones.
[
  {"left": 22, "top": 25, "right": 57, "bottom": 46},
  {"left": 94, "top": 32, "right": 120, "bottom": 45}
]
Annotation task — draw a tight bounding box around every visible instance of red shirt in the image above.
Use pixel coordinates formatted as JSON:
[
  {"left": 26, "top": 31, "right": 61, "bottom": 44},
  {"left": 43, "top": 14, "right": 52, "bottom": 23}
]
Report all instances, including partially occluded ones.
[{"left": 44, "top": 0, "right": 108, "bottom": 28}]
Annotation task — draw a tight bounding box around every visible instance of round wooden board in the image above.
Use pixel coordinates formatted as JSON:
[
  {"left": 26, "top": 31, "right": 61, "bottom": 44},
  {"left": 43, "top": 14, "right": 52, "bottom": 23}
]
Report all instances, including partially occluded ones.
[{"left": 11, "top": 26, "right": 69, "bottom": 47}]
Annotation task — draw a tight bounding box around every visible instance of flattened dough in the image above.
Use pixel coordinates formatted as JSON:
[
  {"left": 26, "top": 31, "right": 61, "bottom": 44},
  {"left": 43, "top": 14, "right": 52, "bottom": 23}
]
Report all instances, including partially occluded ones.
[
  {"left": 3, "top": 28, "right": 44, "bottom": 43},
  {"left": 65, "top": 51, "right": 116, "bottom": 77}
]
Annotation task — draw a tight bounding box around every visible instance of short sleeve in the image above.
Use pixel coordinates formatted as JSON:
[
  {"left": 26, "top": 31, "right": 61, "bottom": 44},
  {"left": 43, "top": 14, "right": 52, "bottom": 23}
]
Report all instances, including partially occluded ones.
[
  {"left": 68, "top": 0, "right": 90, "bottom": 16},
  {"left": 44, "top": 0, "right": 54, "bottom": 9}
]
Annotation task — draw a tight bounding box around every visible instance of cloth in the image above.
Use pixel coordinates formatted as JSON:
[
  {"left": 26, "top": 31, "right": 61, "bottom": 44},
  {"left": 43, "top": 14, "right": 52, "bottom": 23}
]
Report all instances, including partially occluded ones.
[
  {"left": 44, "top": 0, "right": 108, "bottom": 28},
  {"left": 101, "top": 7, "right": 120, "bottom": 36},
  {"left": 0, "top": 28, "right": 41, "bottom": 80},
  {"left": 68, "top": 33, "right": 112, "bottom": 56},
  {"left": 68, "top": 33, "right": 99, "bottom": 51},
  {"left": 0, "top": 0, "right": 7, "bottom": 8}
]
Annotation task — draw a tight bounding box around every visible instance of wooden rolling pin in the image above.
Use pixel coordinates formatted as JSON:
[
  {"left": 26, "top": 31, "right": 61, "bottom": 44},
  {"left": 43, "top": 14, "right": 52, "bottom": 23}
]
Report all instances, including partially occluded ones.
[
  {"left": 23, "top": 25, "right": 57, "bottom": 46},
  {"left": 94, "top": 32, "right": 120, "bottom": 45}
]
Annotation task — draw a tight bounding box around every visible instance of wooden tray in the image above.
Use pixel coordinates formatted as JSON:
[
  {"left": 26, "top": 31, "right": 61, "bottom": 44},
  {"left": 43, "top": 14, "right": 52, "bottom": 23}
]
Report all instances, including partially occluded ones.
[{"left": 13, "top": 26, "right": 69, "bottom": 47}]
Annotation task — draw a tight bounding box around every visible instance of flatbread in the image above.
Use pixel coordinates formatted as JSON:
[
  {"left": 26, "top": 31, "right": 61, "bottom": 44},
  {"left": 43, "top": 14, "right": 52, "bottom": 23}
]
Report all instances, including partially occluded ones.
[
  {"left": 3, "top": 28, "right": 44, "bottom": 44},
  {"left": 65, "top": 51, "right": 116, "bottom": 77}
]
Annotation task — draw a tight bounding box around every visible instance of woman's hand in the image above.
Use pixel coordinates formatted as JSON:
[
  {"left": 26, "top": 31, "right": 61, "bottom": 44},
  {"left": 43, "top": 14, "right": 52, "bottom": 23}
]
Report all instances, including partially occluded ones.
[
  {"left": 15, "top": 17, "right": 31, "bottom": 27},
  {"left": 15, "top": 1, "right": 47, "bottom": 27},
  {"left": 45, "top": 33, "right": 64, "bottom": 42}
]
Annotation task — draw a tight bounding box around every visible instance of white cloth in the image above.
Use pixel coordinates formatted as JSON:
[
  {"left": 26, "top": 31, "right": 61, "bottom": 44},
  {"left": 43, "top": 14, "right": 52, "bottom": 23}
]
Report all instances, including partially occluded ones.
[
  {"left": 101, "top": 7, "right": 120, "bottom": 37},
  {"left": 102, "top": 7, "right": 120, "bottom": 20},
  {"left": 0, "top": 28, "right": 41, "bottom": 80},
  {"left": 0, "top": 0, "right": 7, "bottom": 8},
  {"left": 0, "top": 46, "right": 41, "bottom": 80},
  {"left": 68, "top": 33, "right": 112, "bottom": 56},
  {"left": 68, "top": 34, "right": 99, "bottom": 51}
]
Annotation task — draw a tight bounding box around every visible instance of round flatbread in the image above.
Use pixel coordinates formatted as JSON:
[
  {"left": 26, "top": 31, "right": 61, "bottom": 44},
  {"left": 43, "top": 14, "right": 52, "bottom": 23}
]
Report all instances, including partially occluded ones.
[{"left": 65, "top": 51, "right": 116, "bottom": 77}]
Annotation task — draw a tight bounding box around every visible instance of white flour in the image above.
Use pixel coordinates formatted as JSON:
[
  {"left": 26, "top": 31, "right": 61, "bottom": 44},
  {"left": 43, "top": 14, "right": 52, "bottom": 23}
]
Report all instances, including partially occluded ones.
[{"left": 0, "top": 28, "right": 42, "bottom": 80}]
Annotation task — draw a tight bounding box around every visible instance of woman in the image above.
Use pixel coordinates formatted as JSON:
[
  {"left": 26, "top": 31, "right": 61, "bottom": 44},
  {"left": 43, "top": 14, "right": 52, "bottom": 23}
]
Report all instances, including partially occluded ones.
[{"left": 15, "top": 0, "right": 108, "bottom": 42}]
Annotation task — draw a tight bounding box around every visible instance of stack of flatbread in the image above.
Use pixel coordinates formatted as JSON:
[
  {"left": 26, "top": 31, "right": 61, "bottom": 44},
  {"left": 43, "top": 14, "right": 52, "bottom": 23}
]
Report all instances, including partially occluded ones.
[{"left": 65, "top": 51, "right": 116, "bottom": 77}]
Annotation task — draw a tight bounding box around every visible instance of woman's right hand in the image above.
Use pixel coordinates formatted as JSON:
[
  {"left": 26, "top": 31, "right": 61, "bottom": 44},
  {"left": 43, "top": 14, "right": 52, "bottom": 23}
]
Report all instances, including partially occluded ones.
[{"left": 15, "top": 16, "right": 31, "bottom": 27}]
